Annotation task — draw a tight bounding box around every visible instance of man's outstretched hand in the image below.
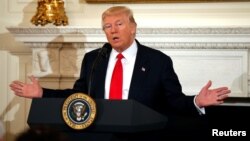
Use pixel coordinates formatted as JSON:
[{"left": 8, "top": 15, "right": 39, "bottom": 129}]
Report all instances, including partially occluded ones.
[
  {"left": 9, "top": 75, "right": 43, "bottom": 98},
  {"left": 195, "top": 80, "right": 231, "bottom": 108}
]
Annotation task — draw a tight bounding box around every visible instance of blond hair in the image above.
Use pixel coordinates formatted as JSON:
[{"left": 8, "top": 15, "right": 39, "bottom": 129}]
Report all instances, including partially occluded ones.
[{"left": 102, "top": 6, "right": 137, "bottom": 29}]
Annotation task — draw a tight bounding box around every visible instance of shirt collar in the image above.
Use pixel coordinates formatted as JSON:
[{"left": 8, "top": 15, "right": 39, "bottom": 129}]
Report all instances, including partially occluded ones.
[{"left": 110, "top": 40, "right": 138, "bottom": 61}]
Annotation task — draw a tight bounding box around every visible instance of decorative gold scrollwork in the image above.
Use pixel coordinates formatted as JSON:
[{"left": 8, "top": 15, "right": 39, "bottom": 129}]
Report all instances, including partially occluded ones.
[{"left": 31, "top": 0, "right": 69, "bottom": 26}]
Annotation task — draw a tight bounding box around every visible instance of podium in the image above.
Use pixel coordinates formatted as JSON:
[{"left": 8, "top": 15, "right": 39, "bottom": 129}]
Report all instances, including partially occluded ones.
[{"left": 28, "top": 98, "right": 168, "bottom": 141}]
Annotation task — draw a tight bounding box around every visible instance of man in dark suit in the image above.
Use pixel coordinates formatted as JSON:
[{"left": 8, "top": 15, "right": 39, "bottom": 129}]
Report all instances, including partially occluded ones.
[{"left": 10, "top": 6, "right": 230, "bottom": 137}]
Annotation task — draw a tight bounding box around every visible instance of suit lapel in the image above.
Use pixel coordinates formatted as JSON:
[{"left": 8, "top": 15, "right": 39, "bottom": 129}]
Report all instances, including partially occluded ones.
[{"left": 128, "top": 41, "right": 149, "bottom": 99}]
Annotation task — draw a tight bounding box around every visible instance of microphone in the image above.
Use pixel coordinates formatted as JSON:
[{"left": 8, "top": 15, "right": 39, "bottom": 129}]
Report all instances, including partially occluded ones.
[{"left": 88, "top": 44, "right": 109, "bottom": 96}]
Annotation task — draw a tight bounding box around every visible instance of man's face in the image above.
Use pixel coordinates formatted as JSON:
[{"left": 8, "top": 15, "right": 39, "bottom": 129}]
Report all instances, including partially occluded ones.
[{"left": 103, "top": 13, "right": 136, "bottom": 52}]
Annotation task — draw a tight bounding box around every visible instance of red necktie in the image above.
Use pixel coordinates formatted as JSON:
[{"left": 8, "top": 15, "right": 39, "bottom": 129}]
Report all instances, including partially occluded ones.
[{"left": 109, "top": 53, "right": 124, "bottom": 100}]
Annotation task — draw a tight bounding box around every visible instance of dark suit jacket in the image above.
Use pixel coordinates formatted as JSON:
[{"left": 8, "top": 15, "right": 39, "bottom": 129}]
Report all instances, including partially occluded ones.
[{"left": 43, "top": 40, "right": 199, "bottom": 116}]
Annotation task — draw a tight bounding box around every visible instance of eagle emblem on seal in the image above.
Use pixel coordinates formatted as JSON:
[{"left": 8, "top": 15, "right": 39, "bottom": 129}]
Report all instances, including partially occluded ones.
[{"left": 62, "top": 93, "right": 96, "bottom": 130}]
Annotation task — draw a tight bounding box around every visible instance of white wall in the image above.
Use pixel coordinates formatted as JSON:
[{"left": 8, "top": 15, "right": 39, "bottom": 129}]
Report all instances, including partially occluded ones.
[
  {"left": 1, "top": 1, "right": 250, "bottom": 49},
  {"left": 1, "top": 0, "right": 250, "bottom": 141},
  {"left": 1, "top": 1, "right": 250, "bottom": 31}
]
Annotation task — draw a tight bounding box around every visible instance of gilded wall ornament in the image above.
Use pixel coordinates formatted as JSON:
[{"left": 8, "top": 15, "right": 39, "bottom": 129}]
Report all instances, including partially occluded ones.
[{"left": 31, "top": 0, "right": 69, "bottom": 26}]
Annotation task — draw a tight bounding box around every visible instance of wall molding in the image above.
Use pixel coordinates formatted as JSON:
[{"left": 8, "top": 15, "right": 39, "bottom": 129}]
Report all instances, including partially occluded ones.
[{"left": 7, "top": 26, "right": 250, "bottom": 49}]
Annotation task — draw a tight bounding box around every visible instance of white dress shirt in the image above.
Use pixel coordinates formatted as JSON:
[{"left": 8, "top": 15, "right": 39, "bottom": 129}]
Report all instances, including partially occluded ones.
[{"left": 105, "top": 40, "right": 138, "bottom": 100}]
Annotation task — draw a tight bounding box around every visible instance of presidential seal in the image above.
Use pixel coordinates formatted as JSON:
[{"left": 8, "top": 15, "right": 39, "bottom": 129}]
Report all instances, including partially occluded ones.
[{"left": 62, "top": 93, "right": 96, "bottom": 130}]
